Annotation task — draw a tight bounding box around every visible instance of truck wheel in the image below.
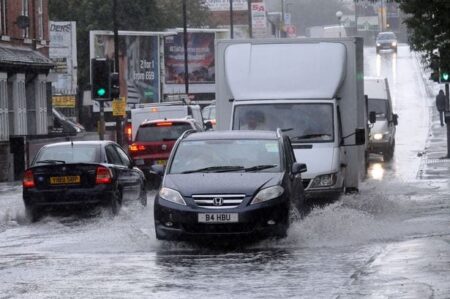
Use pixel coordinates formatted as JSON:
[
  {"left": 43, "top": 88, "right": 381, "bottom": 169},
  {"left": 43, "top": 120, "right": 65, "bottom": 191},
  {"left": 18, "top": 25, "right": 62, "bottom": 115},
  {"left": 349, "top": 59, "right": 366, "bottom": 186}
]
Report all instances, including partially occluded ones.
[{"left": 383, "top": 141, "right": 395, "bottom": 161}]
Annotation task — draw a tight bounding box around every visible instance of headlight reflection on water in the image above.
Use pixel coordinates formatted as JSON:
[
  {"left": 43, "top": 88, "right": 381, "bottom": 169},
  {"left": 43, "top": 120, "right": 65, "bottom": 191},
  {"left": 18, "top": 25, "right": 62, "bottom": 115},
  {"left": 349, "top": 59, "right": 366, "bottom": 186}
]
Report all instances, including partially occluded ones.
[{"left": 368, "top": 163, "right": 385, "bottom": 180}]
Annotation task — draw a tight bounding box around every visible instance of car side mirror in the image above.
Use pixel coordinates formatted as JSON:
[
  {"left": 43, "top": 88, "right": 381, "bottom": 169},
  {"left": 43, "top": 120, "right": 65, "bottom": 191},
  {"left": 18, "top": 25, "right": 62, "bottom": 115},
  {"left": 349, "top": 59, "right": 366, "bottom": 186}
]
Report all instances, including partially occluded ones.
[
  {"left": 150, "top": 164, "right": 165, "bottom": 176},
  {"left": 392, "top": 113, "right": 398, "bottom": 126},
  {"left": 369, "top": 111, "right": 377, "bottom": 124},
  {"left": 355, "top": 128, "right": 366, "bottom": 145},
  {"left": 292, "top": 162, "right": 307, "bottom": 175},
  {"left": 204, "top": 120, "right": 213, "bottom": 131}
]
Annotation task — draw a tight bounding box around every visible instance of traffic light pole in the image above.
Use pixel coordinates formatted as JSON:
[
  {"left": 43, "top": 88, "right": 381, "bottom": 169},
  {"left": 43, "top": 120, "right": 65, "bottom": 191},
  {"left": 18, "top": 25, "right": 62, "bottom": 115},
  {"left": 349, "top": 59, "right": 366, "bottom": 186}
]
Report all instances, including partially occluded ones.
[
  {"left": 99, "top": 101, "right": 105, "bottom": 140},
  {"left": 113, "top": 0, "right": 123, "bottom": 146},
  {"left": 446, "top": 83, "right": 450, "bottom": 158}
]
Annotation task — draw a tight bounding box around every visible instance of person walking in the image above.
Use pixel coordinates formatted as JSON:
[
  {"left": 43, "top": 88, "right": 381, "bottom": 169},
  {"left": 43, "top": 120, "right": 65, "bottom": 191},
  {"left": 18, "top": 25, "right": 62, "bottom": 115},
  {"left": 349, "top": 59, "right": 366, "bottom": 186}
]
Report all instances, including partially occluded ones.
[{"left": 436, "top": 89, "right": 446, "bottom": 126}]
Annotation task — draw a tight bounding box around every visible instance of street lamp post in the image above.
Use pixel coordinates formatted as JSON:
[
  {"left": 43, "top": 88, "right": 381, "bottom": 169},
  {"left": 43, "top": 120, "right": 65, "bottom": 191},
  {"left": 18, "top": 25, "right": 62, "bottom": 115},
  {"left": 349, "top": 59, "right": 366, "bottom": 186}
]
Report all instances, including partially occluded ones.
[{"left": 336, "top": 10, "right": 343, "bottom": 37}]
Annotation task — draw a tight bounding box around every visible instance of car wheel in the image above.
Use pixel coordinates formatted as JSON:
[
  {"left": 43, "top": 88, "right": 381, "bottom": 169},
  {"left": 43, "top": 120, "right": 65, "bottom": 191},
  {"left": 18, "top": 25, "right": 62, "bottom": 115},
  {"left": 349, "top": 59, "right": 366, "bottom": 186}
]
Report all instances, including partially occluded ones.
[
  {"left": 110, "top": 191, "right": 122, "bottom": 216},
  {"left": 25, "top": 205, "right": 40, "bottom": 223},
  {"left": 383, "top": 140, "right": 395, "bottom": 161}
]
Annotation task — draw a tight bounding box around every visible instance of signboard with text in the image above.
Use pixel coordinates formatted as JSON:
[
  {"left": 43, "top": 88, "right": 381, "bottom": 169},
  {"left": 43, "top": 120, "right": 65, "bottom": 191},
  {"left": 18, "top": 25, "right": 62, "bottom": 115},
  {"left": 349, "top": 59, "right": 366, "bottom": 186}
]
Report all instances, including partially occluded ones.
[{"left": 205, "top": 0, "right": 248, "bottom": 11}]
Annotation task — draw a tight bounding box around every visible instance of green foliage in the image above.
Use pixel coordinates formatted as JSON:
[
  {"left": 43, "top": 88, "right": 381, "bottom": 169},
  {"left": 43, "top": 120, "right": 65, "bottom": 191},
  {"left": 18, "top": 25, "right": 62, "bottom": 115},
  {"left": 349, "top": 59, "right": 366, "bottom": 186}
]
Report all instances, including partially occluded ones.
[
  {"left": 49, "top": 0, "right": 209, "bottom": 90},
  {"left": 394, "top": 0, "right": 450, "bottom": 73}
]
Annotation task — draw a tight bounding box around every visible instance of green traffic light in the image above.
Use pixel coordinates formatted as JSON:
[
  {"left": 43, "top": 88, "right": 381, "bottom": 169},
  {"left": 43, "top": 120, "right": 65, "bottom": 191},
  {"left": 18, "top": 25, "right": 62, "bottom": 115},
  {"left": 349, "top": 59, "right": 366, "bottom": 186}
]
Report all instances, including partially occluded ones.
[
  {"left": 96, "top": 88, "right": 106, "bottom": 97},
  {"left": 442, "top": 72, "right": 449, "bottom": 81}
]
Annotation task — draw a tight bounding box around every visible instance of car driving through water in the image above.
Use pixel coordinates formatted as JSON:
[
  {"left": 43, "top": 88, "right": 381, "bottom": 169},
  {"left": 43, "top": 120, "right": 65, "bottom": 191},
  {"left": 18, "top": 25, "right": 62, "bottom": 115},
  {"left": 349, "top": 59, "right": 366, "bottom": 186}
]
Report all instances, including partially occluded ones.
[{"left": 153, "top": 130, "right": 307, "bottom": 241}]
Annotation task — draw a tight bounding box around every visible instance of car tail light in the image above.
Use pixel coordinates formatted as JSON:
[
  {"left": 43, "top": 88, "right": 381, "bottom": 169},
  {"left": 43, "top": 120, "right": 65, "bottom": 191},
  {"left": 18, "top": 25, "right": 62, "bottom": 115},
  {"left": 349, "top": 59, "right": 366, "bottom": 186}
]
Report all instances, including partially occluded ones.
[
  {"left": 156, "top": 122, "right": 173, "bottom": 126},
  {"left": 23, "top": 169, "right": 35, "bottom": 188},
  {"left": 125, "top": 123, "right": 132, "bottom": 142},
  {"left": 96, "top": 166, "right": 113, "bottom": 184},
  {"left": 129, "top": 144, "right": 146, "bottom": 152}
]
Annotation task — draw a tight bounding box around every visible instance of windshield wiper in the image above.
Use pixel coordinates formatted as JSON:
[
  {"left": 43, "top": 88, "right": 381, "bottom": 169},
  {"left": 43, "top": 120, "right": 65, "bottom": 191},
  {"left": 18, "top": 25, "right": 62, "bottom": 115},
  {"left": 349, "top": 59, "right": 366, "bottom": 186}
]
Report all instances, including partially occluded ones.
[
  {"left": 36, "top": 160, "right": 66, "bottom": 164},
  {"left": 181, "top": 165, "right": 244, "bottom": 174},
  {"left": 292, "top": 133, "right": 331, "bottom": 140},
  {"left": 244, "top": 164, "right": 278, "bottom": 172}
]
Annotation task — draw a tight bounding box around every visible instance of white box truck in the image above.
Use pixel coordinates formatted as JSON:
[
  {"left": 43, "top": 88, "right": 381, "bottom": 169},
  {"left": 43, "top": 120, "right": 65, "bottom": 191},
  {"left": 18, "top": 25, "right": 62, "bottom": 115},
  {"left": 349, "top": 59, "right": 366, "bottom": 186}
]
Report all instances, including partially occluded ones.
[{"left": 215, "top": 37, "right": 367, "bottom": 198}]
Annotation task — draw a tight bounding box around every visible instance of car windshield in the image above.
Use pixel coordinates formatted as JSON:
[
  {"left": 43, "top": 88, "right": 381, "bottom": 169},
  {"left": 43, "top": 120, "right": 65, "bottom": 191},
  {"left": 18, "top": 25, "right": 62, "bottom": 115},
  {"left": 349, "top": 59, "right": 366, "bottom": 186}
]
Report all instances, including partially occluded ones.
[
  {"left": 368, "top": 99, "right": 388, "bottom": 119},
  {"left": 377, "top": 33, "right": 396, "bottom": 40},
  {"left": 135, "top": 122, "right": 192, "bottom": 142},
  {"left": 34, "top": 144, "right": 100, "bottom": 165},
  {"left": 233, "top": 103, "right": 334, "bottom": 143},
  {"left": 169, "top": 139, "right": 281, "bottom": 174}
]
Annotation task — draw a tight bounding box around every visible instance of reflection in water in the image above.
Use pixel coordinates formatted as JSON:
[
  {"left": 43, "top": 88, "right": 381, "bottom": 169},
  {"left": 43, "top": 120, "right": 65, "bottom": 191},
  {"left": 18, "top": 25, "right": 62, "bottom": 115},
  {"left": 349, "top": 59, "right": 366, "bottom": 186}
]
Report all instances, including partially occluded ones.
[
  {"left": 376, "top": 53, "right": 381, "bottom": 77},
  {"left": 368, "top": 162, "right": 385, "bottom": 180}
]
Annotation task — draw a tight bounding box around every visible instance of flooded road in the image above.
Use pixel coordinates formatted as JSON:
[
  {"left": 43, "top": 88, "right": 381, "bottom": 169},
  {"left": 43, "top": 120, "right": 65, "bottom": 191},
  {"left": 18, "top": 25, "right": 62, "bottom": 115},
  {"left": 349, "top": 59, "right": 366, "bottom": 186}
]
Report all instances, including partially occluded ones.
[{"left": 1, "top": 45, "right": 450, "bottom": 298}]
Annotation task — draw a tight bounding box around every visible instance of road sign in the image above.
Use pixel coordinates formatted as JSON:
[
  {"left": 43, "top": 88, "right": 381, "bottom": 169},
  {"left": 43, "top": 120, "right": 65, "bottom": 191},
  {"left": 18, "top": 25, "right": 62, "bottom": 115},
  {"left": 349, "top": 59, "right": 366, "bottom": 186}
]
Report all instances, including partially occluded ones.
[
  {"left": 112, "top": 97, "right": 126, "bottom": 116},
  {"left": 286, "top": 25, "right": 297, "bottom": 38}
]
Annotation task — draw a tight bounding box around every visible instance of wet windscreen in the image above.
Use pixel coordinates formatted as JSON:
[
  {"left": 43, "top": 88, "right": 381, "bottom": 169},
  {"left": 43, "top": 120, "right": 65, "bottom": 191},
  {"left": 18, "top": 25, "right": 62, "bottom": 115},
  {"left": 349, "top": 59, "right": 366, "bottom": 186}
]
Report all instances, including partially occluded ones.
[
  {"left": 233, "top": 103, "right": 334, "bottom": 143},
  {"left": 34, "top": 144, "right": 100, "bottom": 164},
  {"left": 377, "top": 33, "right": 396, "bottom": 40},
  {"left": 135, "top": 123, "right": 192, "bottom": 142},
  {"left": 169, "top": 139, "right": 281, "bottom": 174},
  {"left": 368, "top": 99, "right": 388, "bottom": 119}
]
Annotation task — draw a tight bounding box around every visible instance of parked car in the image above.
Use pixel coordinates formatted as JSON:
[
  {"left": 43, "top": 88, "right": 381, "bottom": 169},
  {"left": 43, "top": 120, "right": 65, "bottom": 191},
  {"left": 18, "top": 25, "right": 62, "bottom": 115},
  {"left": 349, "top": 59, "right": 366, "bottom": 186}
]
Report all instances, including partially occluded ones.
[
  {"left": 365, "top": 77, "right": 398, "bottom": 161},
  {"left": 152, "top": 130, "right": 307, "bottom": 241},
  {"left": 52, "top": 108, "right": 86, "bottom": 134},
  {"left": 376, "top": 31, "right": 398, "bottom": 53},
  {"left": 128, "top": 117, "right": 203, "bottom": 188},
  {"left": 22, "top": 141, "right": 147, "bottom": 222}
]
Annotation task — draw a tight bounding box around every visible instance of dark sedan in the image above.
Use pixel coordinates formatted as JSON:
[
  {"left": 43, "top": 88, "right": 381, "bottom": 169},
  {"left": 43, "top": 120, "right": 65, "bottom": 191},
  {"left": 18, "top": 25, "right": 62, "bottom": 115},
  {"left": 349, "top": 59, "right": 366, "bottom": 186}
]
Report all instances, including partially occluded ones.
[
  {"left": 153, "top": 130, "right": 307, "bottom": 241},
  {"left": 376, "top": 31, "right": 398, "bottom": 53},
  {"left": 23, "top": 141, "right": 147, "bottom": 221}
]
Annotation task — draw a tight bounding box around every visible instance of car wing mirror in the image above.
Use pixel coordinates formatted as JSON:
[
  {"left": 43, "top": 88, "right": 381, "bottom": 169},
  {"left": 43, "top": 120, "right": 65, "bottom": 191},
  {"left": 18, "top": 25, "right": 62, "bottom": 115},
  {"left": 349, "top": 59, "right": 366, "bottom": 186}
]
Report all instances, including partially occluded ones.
[
  {"left": 369, "top": 111, "right": 377, "bottom": 124},
  {"left": 292, "top": 162, "right": 307, "bottom": 175},
  {"left": 150, "top": 164, "right": 165, "bottom": 176},
  {"left": 392, "top": 113, "right": 398, "bottom": 126},
  {"left": 204, "top": 120, "right": 213, "bottom": 131}
]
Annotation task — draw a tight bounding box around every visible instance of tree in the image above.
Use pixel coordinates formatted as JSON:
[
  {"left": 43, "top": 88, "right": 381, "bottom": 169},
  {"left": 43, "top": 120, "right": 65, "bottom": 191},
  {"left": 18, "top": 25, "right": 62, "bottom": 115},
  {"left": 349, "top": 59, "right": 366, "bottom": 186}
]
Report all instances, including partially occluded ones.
[
  {"left": 393, "top": 1, "right": 450, "bottom": 77},
  {"left": 49, "top": 0, "right": 209, "bottom": 90}
]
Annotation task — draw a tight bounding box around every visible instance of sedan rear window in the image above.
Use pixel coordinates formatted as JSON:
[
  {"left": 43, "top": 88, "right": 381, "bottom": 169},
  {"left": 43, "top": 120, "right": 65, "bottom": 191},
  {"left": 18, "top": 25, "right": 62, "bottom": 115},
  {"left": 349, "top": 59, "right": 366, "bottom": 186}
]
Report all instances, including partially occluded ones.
[
  {"left": 135, "top": 122, "right": 193, "bottom": 142},
  {"left": 34, "top": 145, "right": 100, "bottom": 165}
]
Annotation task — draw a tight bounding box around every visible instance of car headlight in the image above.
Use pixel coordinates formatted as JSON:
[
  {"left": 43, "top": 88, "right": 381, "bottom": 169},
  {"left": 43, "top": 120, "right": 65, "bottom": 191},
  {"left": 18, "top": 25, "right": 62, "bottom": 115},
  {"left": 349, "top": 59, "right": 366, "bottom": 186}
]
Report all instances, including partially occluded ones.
[
  {"left": 310, "top": 173, "right": 337, "bottom": 188},
  {"left": 392, "top": 41, "right": 397, "bottom": 46},
  {"left": 373, "top": 133, "right": 383, "bottom": 140},
  {"left": 159, "top": 187, "right": 186, "bottom": 205},
  {"left": 377, "top": 43, "right": 381, "bottom": 46},
  {"left": 251, "top": 186, "right": 284, "bottom": 204}
]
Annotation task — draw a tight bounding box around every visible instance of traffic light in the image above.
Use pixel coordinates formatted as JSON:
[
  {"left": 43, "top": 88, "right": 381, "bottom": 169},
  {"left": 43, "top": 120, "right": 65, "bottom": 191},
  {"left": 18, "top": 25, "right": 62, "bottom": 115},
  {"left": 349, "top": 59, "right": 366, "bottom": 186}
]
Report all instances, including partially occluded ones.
[
  {"left": 110, "top": 72, "right": 120, "bottom": 99},
  {"left": 91, "top": 58, "right": 111, "bottom": 100},
  {"left": 440, "top": 70, "right": 450, "bottom": 83}
]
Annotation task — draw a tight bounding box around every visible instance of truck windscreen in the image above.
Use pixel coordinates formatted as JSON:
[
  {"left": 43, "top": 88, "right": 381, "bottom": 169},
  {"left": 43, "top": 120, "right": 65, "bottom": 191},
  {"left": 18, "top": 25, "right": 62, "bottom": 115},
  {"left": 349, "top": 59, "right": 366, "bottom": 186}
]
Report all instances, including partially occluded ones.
[{"left": 233, "top": 103, "right": 334, "bottom": 143}]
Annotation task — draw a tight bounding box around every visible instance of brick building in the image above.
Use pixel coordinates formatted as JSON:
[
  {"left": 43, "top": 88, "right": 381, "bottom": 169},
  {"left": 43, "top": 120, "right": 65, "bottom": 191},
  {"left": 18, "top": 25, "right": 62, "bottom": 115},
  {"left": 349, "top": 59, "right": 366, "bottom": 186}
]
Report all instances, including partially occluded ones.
[{"left": 0, "top": 0, "right": 53, "bottom": 181}]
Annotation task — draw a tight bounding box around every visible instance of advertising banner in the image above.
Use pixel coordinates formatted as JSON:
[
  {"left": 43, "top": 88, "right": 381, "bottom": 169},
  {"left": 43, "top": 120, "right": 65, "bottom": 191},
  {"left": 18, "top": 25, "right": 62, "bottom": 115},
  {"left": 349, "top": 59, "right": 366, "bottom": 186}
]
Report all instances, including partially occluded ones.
[
  {"left": 205, "top": 0, "right": 248, "bottom": 11},
  {"left": 164, "top": 32, "right": 215, "bottom": 85},
  {"left": 49, "top": 21, "right": 78, "bottom": 96},
  {"left": 91, "top": 31, "right": 160, "bottom": 108},
  {"left": 251, "top": 2, "right": 267, "bottom": 38}
]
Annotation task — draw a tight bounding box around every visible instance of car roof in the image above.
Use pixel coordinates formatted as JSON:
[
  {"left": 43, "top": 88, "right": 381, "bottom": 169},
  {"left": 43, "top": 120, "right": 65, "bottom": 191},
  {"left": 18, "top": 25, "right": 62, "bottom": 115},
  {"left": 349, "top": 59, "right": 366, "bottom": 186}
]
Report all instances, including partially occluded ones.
[
  {"left": 184, "top": 130, "right": 279, "bottom": 141},
  {"left": 42, "top": 140, "right": 114, "bottom": 148},
  {"left": 378, "top": 31, "right": 396, "bottom": 36}
]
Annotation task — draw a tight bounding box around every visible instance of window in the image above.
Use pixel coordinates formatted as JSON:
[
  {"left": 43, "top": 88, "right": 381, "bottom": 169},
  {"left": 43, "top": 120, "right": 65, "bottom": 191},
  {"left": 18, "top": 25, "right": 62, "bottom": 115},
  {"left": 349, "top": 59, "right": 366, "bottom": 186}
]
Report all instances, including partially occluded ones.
[
  {"left": 37, "top": 0, "right": 43, "bottom": 40},
  {"left": 22, "top": 0, "right": 29, "bottom": 38},
  {"left": 115, "top": 145, "right": 131, "bottom": 167},
  {"left": 0, "top": 0, "right": 6, "bottom": 35},
  {"left": 105, "top": 145, "right": 123, "bottom": 165}
]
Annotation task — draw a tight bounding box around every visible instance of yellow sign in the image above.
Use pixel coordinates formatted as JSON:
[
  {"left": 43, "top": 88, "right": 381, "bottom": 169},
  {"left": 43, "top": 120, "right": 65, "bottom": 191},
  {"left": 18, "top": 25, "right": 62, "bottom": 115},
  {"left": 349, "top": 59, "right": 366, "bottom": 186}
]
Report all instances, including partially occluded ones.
[
  {"left": 112, "top": 97, "right": 126, "bottom": 116},
  {"left": 52, "top": 95, "right": 76, "bottom": 108}
]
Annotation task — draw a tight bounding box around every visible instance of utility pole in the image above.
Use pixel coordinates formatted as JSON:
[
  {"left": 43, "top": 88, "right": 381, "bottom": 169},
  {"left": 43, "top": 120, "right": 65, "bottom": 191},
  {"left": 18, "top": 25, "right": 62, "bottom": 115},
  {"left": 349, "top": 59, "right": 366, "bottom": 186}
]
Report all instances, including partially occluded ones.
[
  {"left": 112, "top": 0, "right": 122, "bottom": 145},
  {"left": 230, "top": 0, "right": 234, "bottom": 39},
  {"left": 446, "top": 83, "right": 450, "bottom": 158},
  {"left": 183, "top": 0, "right": 189, "bottom": 94},
  {"left": 247, "top": 0, "right": 252, "bottom": 38}
]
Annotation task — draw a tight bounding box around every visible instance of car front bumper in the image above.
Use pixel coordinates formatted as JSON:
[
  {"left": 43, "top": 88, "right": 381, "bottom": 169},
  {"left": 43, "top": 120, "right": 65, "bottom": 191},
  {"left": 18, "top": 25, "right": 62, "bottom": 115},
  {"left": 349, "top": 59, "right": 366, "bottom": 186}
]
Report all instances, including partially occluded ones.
[{"left": 154, "top": 197, "right": 289, "bottom": 240}]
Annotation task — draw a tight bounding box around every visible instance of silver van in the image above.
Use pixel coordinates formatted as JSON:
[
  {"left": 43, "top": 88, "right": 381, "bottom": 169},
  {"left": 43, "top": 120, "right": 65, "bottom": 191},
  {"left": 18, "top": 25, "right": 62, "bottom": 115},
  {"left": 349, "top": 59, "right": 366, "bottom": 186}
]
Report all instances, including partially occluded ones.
[{"left": 365, "top": 77, "right": 398, "bottom": 161}]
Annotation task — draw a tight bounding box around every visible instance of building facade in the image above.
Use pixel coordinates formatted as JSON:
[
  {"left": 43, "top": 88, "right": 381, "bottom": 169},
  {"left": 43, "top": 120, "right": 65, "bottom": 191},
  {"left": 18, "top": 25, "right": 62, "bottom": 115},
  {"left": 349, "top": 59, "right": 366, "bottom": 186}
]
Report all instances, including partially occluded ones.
[{"left": 0, "top": 0, "right": 53, "bottom": 181}]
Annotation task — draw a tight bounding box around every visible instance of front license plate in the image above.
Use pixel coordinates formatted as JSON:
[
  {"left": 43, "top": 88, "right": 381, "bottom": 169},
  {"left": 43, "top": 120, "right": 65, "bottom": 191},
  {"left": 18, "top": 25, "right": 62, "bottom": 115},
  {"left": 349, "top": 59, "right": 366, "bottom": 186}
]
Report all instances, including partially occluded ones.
[
  {"left": 156, "top": 160, "right": 167, "bottom": 165},
  {"left": 198, "top": 213, "right": 238, "bottom": 223},
  {"left": 50, "top": 176, "right": 80, "bottom": 185}
]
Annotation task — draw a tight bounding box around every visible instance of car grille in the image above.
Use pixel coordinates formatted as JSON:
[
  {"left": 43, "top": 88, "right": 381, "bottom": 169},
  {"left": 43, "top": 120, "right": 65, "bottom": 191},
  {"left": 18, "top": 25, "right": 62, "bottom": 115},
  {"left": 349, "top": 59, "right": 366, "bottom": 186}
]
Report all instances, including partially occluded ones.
[{"left": 192, "top": 194, "right": 246, "bottom": 209}]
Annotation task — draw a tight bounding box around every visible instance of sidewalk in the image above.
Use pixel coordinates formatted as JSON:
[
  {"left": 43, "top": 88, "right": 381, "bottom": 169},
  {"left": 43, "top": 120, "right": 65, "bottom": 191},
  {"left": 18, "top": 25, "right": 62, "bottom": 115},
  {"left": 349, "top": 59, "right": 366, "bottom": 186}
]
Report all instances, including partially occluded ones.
[{"left": 418, "top": 109, "right": 450, "bottom": 180}]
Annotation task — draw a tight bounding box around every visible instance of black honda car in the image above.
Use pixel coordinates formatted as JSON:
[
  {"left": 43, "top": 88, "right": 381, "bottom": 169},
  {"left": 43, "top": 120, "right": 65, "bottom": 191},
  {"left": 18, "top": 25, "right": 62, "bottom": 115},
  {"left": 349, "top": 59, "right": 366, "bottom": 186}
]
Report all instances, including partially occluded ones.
[
  {"left": 153, "top": 130, "right": 307, "bottom": 241},
  {"left": 23, "top": 141, "right": 147, "bottom": 221}
]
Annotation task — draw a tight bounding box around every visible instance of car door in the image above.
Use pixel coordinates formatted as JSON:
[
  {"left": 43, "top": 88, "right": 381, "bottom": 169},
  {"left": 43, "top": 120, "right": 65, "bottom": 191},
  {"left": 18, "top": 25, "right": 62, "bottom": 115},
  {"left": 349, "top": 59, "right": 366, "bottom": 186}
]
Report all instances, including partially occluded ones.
[
  {"left": 114, "top": 144, "right": 143, "bottom": 200},
  {"left": 284, "top": 136, "right": 304, "bottom": 202}
]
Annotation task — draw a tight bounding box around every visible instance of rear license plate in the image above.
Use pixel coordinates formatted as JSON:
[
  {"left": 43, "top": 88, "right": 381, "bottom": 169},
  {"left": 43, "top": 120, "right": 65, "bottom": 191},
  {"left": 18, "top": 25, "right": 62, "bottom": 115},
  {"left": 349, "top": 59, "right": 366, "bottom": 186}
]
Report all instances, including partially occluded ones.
[
  {"left": 198, "top": 213, "right": 238, "bottom": 223},
  {"left": 156, "top": 160, "right": 167, "bottom": 165},
  {"left": 50, "top": 176, "right": 81, "bottom": 185}
]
